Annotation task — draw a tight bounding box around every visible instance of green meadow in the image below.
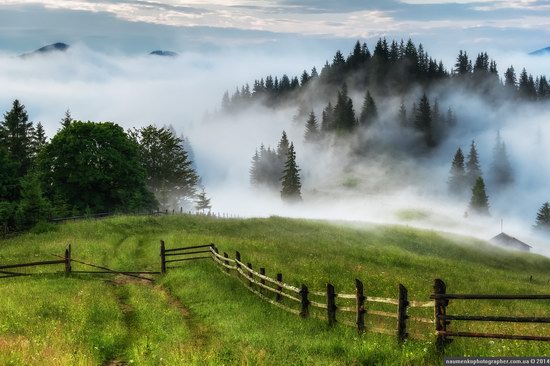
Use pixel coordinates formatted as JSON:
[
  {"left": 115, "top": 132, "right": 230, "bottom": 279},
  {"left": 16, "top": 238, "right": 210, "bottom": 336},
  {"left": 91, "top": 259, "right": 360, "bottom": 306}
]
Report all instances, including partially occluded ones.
[{"left": 1, "top": 215, "right": 550, "bottom": 365}]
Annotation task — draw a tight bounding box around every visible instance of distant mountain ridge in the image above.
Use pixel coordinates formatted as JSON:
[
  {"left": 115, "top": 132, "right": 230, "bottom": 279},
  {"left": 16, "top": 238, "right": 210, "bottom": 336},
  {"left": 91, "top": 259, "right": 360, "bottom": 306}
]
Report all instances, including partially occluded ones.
[
  {"left": 529, "top": 46, "right": 550, "bottom": 56},
  {"left": 149, "top": 50, "right": 178, "bottom": 57},
  {"left": 20, "top": 42, "right": 70, "bottom": 58}
]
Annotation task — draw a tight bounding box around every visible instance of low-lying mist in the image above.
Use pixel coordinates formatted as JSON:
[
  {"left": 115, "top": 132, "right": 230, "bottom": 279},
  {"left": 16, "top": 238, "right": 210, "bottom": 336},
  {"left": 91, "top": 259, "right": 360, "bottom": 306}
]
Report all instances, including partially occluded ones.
[{"left": 2, "top": 42, "right": 550, "bottom": 255}]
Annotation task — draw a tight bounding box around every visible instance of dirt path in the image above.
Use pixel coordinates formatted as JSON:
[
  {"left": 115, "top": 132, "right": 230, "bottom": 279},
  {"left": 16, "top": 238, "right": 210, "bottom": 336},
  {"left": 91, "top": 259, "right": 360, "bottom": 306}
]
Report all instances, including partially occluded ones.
[{"left": 102, "top": 274, "right": 212, "bottom": 365}]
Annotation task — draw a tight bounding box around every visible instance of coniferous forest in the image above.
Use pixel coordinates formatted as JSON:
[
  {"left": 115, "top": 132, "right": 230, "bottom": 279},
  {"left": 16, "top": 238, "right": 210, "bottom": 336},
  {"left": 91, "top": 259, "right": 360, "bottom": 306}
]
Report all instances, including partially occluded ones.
[{"left": 2, "top": 37, "right": 550, "bottom": 236}]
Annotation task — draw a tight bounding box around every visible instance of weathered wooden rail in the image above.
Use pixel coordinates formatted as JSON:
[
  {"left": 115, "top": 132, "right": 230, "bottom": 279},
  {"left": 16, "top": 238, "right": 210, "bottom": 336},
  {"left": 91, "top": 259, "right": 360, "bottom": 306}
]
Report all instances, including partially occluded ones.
[
  {"left": 431, "top": 278, "right": 550, "bottom": 350},
  {"left": 0, "top": 246, "right": 71, "bottom": 278},
  {"left": 160, "top": 241, "right": 434, "bottom": 342}
]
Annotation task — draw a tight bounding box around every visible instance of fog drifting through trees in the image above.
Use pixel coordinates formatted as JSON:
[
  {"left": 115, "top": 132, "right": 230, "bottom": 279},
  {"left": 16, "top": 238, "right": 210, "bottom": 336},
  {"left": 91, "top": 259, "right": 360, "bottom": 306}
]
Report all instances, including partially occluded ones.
[{"left": 2, "top": 43, "right": 550, "bottom": 254}]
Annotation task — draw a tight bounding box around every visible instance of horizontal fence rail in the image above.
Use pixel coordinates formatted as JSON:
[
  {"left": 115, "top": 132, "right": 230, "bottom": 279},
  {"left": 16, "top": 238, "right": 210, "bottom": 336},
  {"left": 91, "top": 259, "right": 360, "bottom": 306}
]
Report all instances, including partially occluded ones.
[{"left": 432, "top": 278, "right": 550, "bottom": 350}]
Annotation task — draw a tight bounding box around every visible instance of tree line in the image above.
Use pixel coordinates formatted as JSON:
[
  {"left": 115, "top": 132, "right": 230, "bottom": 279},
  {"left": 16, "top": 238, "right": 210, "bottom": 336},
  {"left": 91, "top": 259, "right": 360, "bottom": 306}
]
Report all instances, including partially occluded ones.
[{"left": 0, "top": 100, "right": 208, "bottom": 233}]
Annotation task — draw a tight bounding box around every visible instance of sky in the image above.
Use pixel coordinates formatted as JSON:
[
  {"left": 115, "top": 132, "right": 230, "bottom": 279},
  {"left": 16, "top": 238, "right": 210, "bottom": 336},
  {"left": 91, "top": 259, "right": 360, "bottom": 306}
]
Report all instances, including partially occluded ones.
[{"left": 0, "top": 0, "right": 549, "bottom": 57}]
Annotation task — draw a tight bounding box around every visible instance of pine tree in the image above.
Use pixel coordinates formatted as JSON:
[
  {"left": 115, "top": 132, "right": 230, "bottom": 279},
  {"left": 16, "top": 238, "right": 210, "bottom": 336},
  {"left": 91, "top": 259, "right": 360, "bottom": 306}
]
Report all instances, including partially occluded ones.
[
  {"left": 359, "top": 90, "right": 378, "bottom": 127},
  {"left": 321, "top": 102, "right": 334, "bottom": 132},
  {"left": 280, "top": 143, "right": 302, "bottom": 202},
  {"left": 249, "top": 149, "right": 261, "bottom": 186},
  {"left": 468, "top": 176, "right": 490, "bottom": 216},
  {"left": 304, "top": 111, "right": 320, "bottom": 143},
  {"left": 333, "top": 83, "right": 356, "bottom": 133},
  {"left": 534, "top": 202, "right": 550, "bottom": 233},
  {"left": 0, "top": 100, "right": 34, "bottom": 178},
  {"left": 448, "top": 148, "right": 466, "bottom": 195},
  {"left": 60, "top": 109, "right": 72, "bottom": 128},
  {"left": 414, "top": 94, "right": 434, "bottom": 147},
  {"left": 465, "top": 140, "right": 482, "bottom": 186},
  {"left": 32, "top": 122, "right": 47, "bottom": 157},
  {"left": 277, "top": 131, "right": 290, "bottom": 161},
  {"left": 504, "top": 66, "right": 517, "bottom": 92},
  {"left": 490, "top": 131, "right": 513, "bottom": 187},
  {"left": 398, "top": 102, "right": 407, "bottom": 127},
  {"left": 195, "top": 188, "right": 211, "bottom": 214}
]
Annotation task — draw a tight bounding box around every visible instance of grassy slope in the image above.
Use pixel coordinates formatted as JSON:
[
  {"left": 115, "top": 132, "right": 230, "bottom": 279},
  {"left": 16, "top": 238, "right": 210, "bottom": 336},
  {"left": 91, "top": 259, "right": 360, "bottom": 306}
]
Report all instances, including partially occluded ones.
[{"left": 1, "top": 215, "right": 550, "bottom": 365}]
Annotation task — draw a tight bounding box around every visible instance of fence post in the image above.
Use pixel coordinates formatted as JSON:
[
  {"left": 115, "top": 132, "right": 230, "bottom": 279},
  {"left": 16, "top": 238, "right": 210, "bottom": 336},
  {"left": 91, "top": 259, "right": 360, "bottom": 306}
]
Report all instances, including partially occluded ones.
[
  {"left": 397, "top": 284, "right": 409, "bottom": 343},
  {"left": 434, "top": 278, "right": 448, "bottom": 352},
  {"left": 260, "top": 268, "right": 266, "bottom": 294},
  {"left": 180, "top": 207, "right": 183, "bottom": 214},
  {"left": 247, "top": 263, "right": 253, "bottom": 288},
  {"left": 300, "top": 284, "right": 310, "bottom": 318},
  {"left": 213, "top": 246, "right": 219, "bottom": 265},
  {"left": 276, "top": 273, "right": 283, "bottom": 302},
  {"left": 160, "top": 240, "right": 166, "bottom": 274},
  {"left": 356, "top": 279, "right": 366, "bottom": 333},
  {"left": 327, "top": 283, "right": 337, "bottom": 326},
  {"left": 235, "top": 252, "right": 241, "bottom": 279},
  {"left": 64, "top": 245, "right": 72, "bottom": 275},
  {"left": 223, "top": 252, "right": 230, "bottom": 273}
]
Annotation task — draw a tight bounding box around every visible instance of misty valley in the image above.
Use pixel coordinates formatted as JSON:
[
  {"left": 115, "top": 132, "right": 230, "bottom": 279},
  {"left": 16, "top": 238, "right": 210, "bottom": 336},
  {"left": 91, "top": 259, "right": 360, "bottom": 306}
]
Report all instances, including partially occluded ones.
[{"left": 2, "top": 33, "right": 550, "bottom": 366}]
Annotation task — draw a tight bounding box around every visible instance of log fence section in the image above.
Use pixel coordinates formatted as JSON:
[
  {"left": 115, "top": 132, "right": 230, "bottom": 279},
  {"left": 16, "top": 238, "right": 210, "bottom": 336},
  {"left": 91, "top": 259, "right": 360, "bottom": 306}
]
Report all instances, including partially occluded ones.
[
  {"left": 430, "top": 278, "right": 550, "bottom": 350},
  {"left": 201, "top": 244, "right": 433, "bottom": 340}
]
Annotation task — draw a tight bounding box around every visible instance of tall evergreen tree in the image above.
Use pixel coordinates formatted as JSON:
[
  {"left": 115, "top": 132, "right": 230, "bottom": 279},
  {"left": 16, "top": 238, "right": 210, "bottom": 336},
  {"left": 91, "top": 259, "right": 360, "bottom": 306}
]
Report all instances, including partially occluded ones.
[
  {"left": 333, "top": 83, "right": 356, "bottom": 133},
  {"left": 129, "top": 125, "right": 199, "bottom": 209},
  {"left": 448, "top": 147, "right": 466, "bottom": 195},
  {"left": 280, "top": 143, "right": 302, "bottom": 202},
  {"left": 0, "top": 100, "right": 33, "bottom": 178},
  {"left": 249, "top": 149, "right": 261, "bottom": 186},
  {"left": 534, "top": 202, "right": 550, "bottom": 233},
  {"left": 60, "top": 109, "right": 72, "bottom": 128},
  {"left": 359, "top": 90, "right": 378, "bottom": 127},
  {"left": 465, "top": 140, "right": 482, "bottom": 186},
  {"left": 304, "top": 111, "right": 320, "bottom": 143},
  {"left": 398, "top": 102, "right": 407, "bottom": 127},
  {"left": 468, "top": 176, "right": 490, "bottom": 216},
  {"left": 321, "top": 102, "right": 334, "bottom": 132},
  {"left": 32, "top": 122, "right": 47, "bottom": 157},
  {"left": 277, "top": 131, "right": 290, "bottom": 161},
  {"left": 414, "top": 94, "right": 434, "bottom": 147},
  {"left": 490, "top": 131, "right": 513, "bottom": 188},
  {"left": 195, "top": 188, "right": 212, "bottom": 214}
]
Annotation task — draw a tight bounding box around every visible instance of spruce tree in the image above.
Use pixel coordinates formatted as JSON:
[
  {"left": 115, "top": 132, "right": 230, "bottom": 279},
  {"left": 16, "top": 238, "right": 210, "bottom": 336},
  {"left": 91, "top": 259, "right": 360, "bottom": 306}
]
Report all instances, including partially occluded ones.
[
  {"left": 304, "top": 111, "right": 320, "bottom": 143},
  {"left": 359, "top": 90, "right": 377, "bottom": 127},
  {"left": 249, "top": 149, "right": 261, "bottom": 186},
  {"left": 277, "top": 131, "right": 290, "bottom": 162},
  {"left": 465, "top": 140, "right": 482, "bottom": 186},
  {"left": 398, "top": 102, "right": 407, "bottom": 127},
  {"left": 333, "top": 83, "right": 356, "bottom": 133},
  {"left": 280, "top": 143, "right": 302, "bottom": 202},
  {"left": 448, "top": 148, "right": 466, "bottom": 195},
  {"left": 414, "top": 94, "right": 434, "bottom": 147},
  {"left": 490, "top": 131, "right": 513, "bottom": 188},
  {"left": 195, "top": 188, "right": 211, "bottom": 214},
  {"left": 468, "top": 176, "right": 490, "bottom": 216},
  {"left": 32, "top": 122, "right": 47, "bottom": 157},
  {"left": 0, "top": 100, "right": 33, "bottom": 178},
  {"left": 60, "top": 109, "right": 72, "bottom": 128},
  {"left": 534, "top": 202, "right": 550, "bottom": 233},
  {"left": 321, "top": 102, "right": 334, "bottom": 132}
]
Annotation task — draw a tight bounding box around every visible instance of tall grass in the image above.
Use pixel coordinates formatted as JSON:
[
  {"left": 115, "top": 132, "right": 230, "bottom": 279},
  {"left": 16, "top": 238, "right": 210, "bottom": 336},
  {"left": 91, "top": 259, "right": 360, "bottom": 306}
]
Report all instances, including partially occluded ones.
[{"left": 0, "top": 214, "right": 549, "bottom": 365}]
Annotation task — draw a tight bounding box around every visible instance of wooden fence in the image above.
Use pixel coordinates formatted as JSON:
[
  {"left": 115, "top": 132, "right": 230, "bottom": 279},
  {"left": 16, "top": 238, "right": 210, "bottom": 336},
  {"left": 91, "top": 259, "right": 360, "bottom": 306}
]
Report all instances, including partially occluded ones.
[
  {"left": 0, "top": 246, "right": 71, "bottom": 278},
  {"left": 431, "top": 278, "right": 550, "bottom": 350},
  {"left": 160, "top": 242, "right": 434, "bottom": 342}
]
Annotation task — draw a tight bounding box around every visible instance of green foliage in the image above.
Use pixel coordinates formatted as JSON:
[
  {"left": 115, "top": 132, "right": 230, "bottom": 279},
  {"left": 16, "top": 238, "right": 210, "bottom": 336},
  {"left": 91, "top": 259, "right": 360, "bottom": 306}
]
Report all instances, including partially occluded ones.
[
  {"left": 332, "top": 83, "right": 356, "bottom": 133},
  {"left": 469, "top": 176, "right": 490, "bottom": 216},
  {"left": 534, "top": 202, "right": 550, "bottom": 233},
  {"left": 414, "top": 93, "right": 435, "bottom": 147},
  {"left": 448, "top": 147, "right": 467, "bottom": 196},
  {"left": 303, "top": 111, "right": 320, "bottom": 143},
  {"left": 15, "top": 172, "right": 51, "bottom": 228},
  {"left": 466, "top": 140, "right": 483, "bottom": 186},
  {"left": 490, "top": 131, "right": 514, "bottom": 188},
  {"left": 38, "top": 121, "right": 156, "bottom": 214},
  {"left": 195, "top": 188, "right": 212, "bottom": 213},
  {"left": 280, "top": 143, "right": 302, "bottom": 202},
  {"left": 0, "top": 99, "right": 33, "bottom": 178},
  {"left": 359, "top": 90, "right": 378, "bottom": 127},
  {"left": 129, "top": 125, "right": 198, "bottom": 210}
]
